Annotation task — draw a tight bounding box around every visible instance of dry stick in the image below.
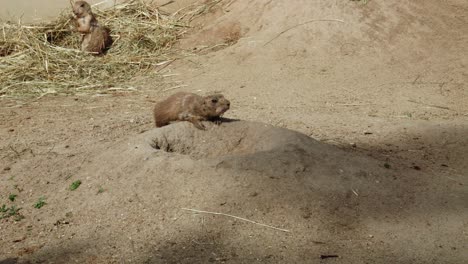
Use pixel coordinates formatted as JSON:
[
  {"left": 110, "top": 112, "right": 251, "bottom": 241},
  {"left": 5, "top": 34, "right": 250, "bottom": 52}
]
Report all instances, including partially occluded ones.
[
  {"left": 225, "top": 0, "right": 238, "bottom": 8},
  {"left": 155, "top": 59, "right": 176, "bottom": 73},
  {"left": 2, "top": 25, "right": 6, "bottom": 41},
  {"left": 264, "top": 19, "right": 345, "bottom": 46},
  {"left": 181, "top": 208, "right": 291, "bottom": 233},
  {"left": 159, "top": 0, "right": 175, "bottom": 8},
  {"left": 407, "top": 99, "right": 451, "bottom": 110},
  {"left": 163, "top": 84, "right": 188, "bottom": 92},
  {"left": 335, "top": 103, "right": 374, "bottom": 106}
]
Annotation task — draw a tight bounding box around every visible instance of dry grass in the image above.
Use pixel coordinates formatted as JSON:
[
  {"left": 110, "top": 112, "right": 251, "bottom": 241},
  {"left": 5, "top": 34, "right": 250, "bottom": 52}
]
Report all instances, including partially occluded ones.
[{"left": 0, "top": 0, "right": 222, "bottom": 97}]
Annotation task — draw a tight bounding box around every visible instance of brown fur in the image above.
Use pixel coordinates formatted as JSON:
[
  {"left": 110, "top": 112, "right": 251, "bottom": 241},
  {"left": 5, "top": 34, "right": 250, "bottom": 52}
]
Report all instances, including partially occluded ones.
[
  {"left": 72, "top": 1, "right": 112, "bottom": 54},
  {"left": 153, "top": 92, "right": 231, "bottom": 130}
]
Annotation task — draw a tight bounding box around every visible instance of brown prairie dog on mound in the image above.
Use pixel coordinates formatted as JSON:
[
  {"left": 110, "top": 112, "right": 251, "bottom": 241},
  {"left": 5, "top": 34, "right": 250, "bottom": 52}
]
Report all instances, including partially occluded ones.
[
  {"left": 153, "top": 92, "right": 231, "bottom": 130},
  {"left": 72, "top": 0, "right": 112, "bottom": 54}
]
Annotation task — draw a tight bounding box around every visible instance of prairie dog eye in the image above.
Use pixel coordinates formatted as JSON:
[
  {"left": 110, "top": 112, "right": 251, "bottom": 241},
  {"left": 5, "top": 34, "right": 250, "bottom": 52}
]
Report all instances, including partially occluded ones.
[
  {"left": 211, "top": 98, "right": 218, "bottom": 103},
  {"left": 80, "top": 3, "right": 85, "bottom": 7}
]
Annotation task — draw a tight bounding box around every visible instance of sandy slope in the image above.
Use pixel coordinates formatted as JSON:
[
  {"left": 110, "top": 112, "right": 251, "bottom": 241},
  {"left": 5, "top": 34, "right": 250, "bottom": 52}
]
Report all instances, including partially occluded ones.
[{"left": 1, "top": 0, "right": 467, "bottom": 263}]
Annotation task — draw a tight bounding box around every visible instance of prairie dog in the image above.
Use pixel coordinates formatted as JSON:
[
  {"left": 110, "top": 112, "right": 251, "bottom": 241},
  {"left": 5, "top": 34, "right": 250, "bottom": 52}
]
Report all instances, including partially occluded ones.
[
  {"left": 153, "top": 92, "right": 231, "bottom": 130},
  {"left": 72, "top": 1, "right": 112, "bottom": 54}
]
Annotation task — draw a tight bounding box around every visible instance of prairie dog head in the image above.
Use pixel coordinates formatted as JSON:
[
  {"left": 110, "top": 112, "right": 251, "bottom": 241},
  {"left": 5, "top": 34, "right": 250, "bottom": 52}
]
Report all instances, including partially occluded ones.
[
  {"left": 72, "top": 1, "right": 92, "bottom": 18},
  {"left": 203, "top": 94, "right": 230, "bottom": 117}
]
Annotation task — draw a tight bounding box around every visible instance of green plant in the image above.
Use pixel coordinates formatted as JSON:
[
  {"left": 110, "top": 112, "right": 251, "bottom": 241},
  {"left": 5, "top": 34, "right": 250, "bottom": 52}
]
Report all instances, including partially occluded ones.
[
  {"left": 97, "top": 186, "right": 105, "bottom": 194},
  {"left": 0, "top": 204, "right": 24, "bottom": 221},
  {"left": 34, "top": 197, "right": 47, "bottom": 209},
  {"left": 9, "top": 194, "right": 17, "bottom": 202},
  {"left": 70, "top": 180, "right": 82, "bottom": 191}
]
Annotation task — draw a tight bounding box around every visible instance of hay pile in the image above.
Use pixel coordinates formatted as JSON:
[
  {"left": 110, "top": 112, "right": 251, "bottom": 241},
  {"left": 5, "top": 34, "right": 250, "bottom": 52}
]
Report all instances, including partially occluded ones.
[{"left": 0, "top": 0, "right": 221, "bottom": 97}]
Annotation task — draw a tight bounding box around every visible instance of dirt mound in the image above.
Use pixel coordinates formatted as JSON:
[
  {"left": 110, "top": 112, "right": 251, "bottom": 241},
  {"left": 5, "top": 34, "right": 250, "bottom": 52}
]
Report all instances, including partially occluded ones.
[{"left": 147, "top": 120, "right": 384, "bottom": 185}]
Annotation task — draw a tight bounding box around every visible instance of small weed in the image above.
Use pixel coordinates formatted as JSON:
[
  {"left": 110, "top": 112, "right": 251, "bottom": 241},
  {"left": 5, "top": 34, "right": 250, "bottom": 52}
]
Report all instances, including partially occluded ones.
[
  {"left": 34, "top": 197, "right": 47, "bottom": 209},
  {"left": 97, "top": 186, "right": 105, "bottom": 194},
  {"left": 0, "top": 204, "right": 24, "bottom": 221},
  {"left": 403, "top": 112, "right": 413, "bottom": 118},
  {"left": 384, "top": 163, "right": 391, "bottom": 169},
  {"left": 70, "top": 180, "right": 82, "bottom": 191},
  {"left": 9, "top": 194, "right": 17, "bottom": 202}
]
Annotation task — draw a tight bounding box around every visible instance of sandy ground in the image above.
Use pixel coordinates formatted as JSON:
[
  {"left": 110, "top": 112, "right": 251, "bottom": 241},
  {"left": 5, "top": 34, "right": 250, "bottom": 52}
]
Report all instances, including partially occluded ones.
[{"left": 1, "top": 0, "right": 467, "bottom": 263}]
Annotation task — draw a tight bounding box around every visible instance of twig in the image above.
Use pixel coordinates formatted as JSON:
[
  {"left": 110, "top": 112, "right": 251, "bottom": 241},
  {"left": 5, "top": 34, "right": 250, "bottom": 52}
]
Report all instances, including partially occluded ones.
[
  {"left": 264, "top": 19, "right": 345, "bottom": 46},
  {"left": 159, "top": 0, "right": 175, "bottom": 8},
  {"left": 181, "top": 208, "right": 291, "bottom": 232},
  {"left": 335, "top": 103, "right": 374, "bottom": 106},
  {"left": 155, "top": 60, "right": 176, "bottom": 72},
  {"left": 47, "top": 45, "right": 82, "bottom": 53},
  {"left": 92, "top": 0, "right": 112, "bottom": 8},
  {"left": 195, "top": 43, "right": 229, "bottom": 53},
  {"left": 163, "top": 84, "right": 188, "bottom": 92},
  {"left": 162, "top": 74, "right": 180, "bottom": 77},
  {"left": 76, "top": 84, "right": 105, "bottom": 90},
  {"left": 407, "top": 99, "right": 451, "bottom": 110},
  {"left": 225, "top": 0, "right": 238, "bottom": 8}
]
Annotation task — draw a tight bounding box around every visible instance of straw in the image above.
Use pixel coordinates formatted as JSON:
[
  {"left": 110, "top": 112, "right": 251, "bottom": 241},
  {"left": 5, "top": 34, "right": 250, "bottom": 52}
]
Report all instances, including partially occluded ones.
[{"left": 0, "top": 0, "right": 222, "bottom": 97}]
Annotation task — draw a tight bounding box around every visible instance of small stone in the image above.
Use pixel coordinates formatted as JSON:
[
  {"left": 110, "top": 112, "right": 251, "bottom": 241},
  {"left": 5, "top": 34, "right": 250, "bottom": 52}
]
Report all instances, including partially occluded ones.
[{"left": 249, "top": 192, "right": 259, "bottom": 197}]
